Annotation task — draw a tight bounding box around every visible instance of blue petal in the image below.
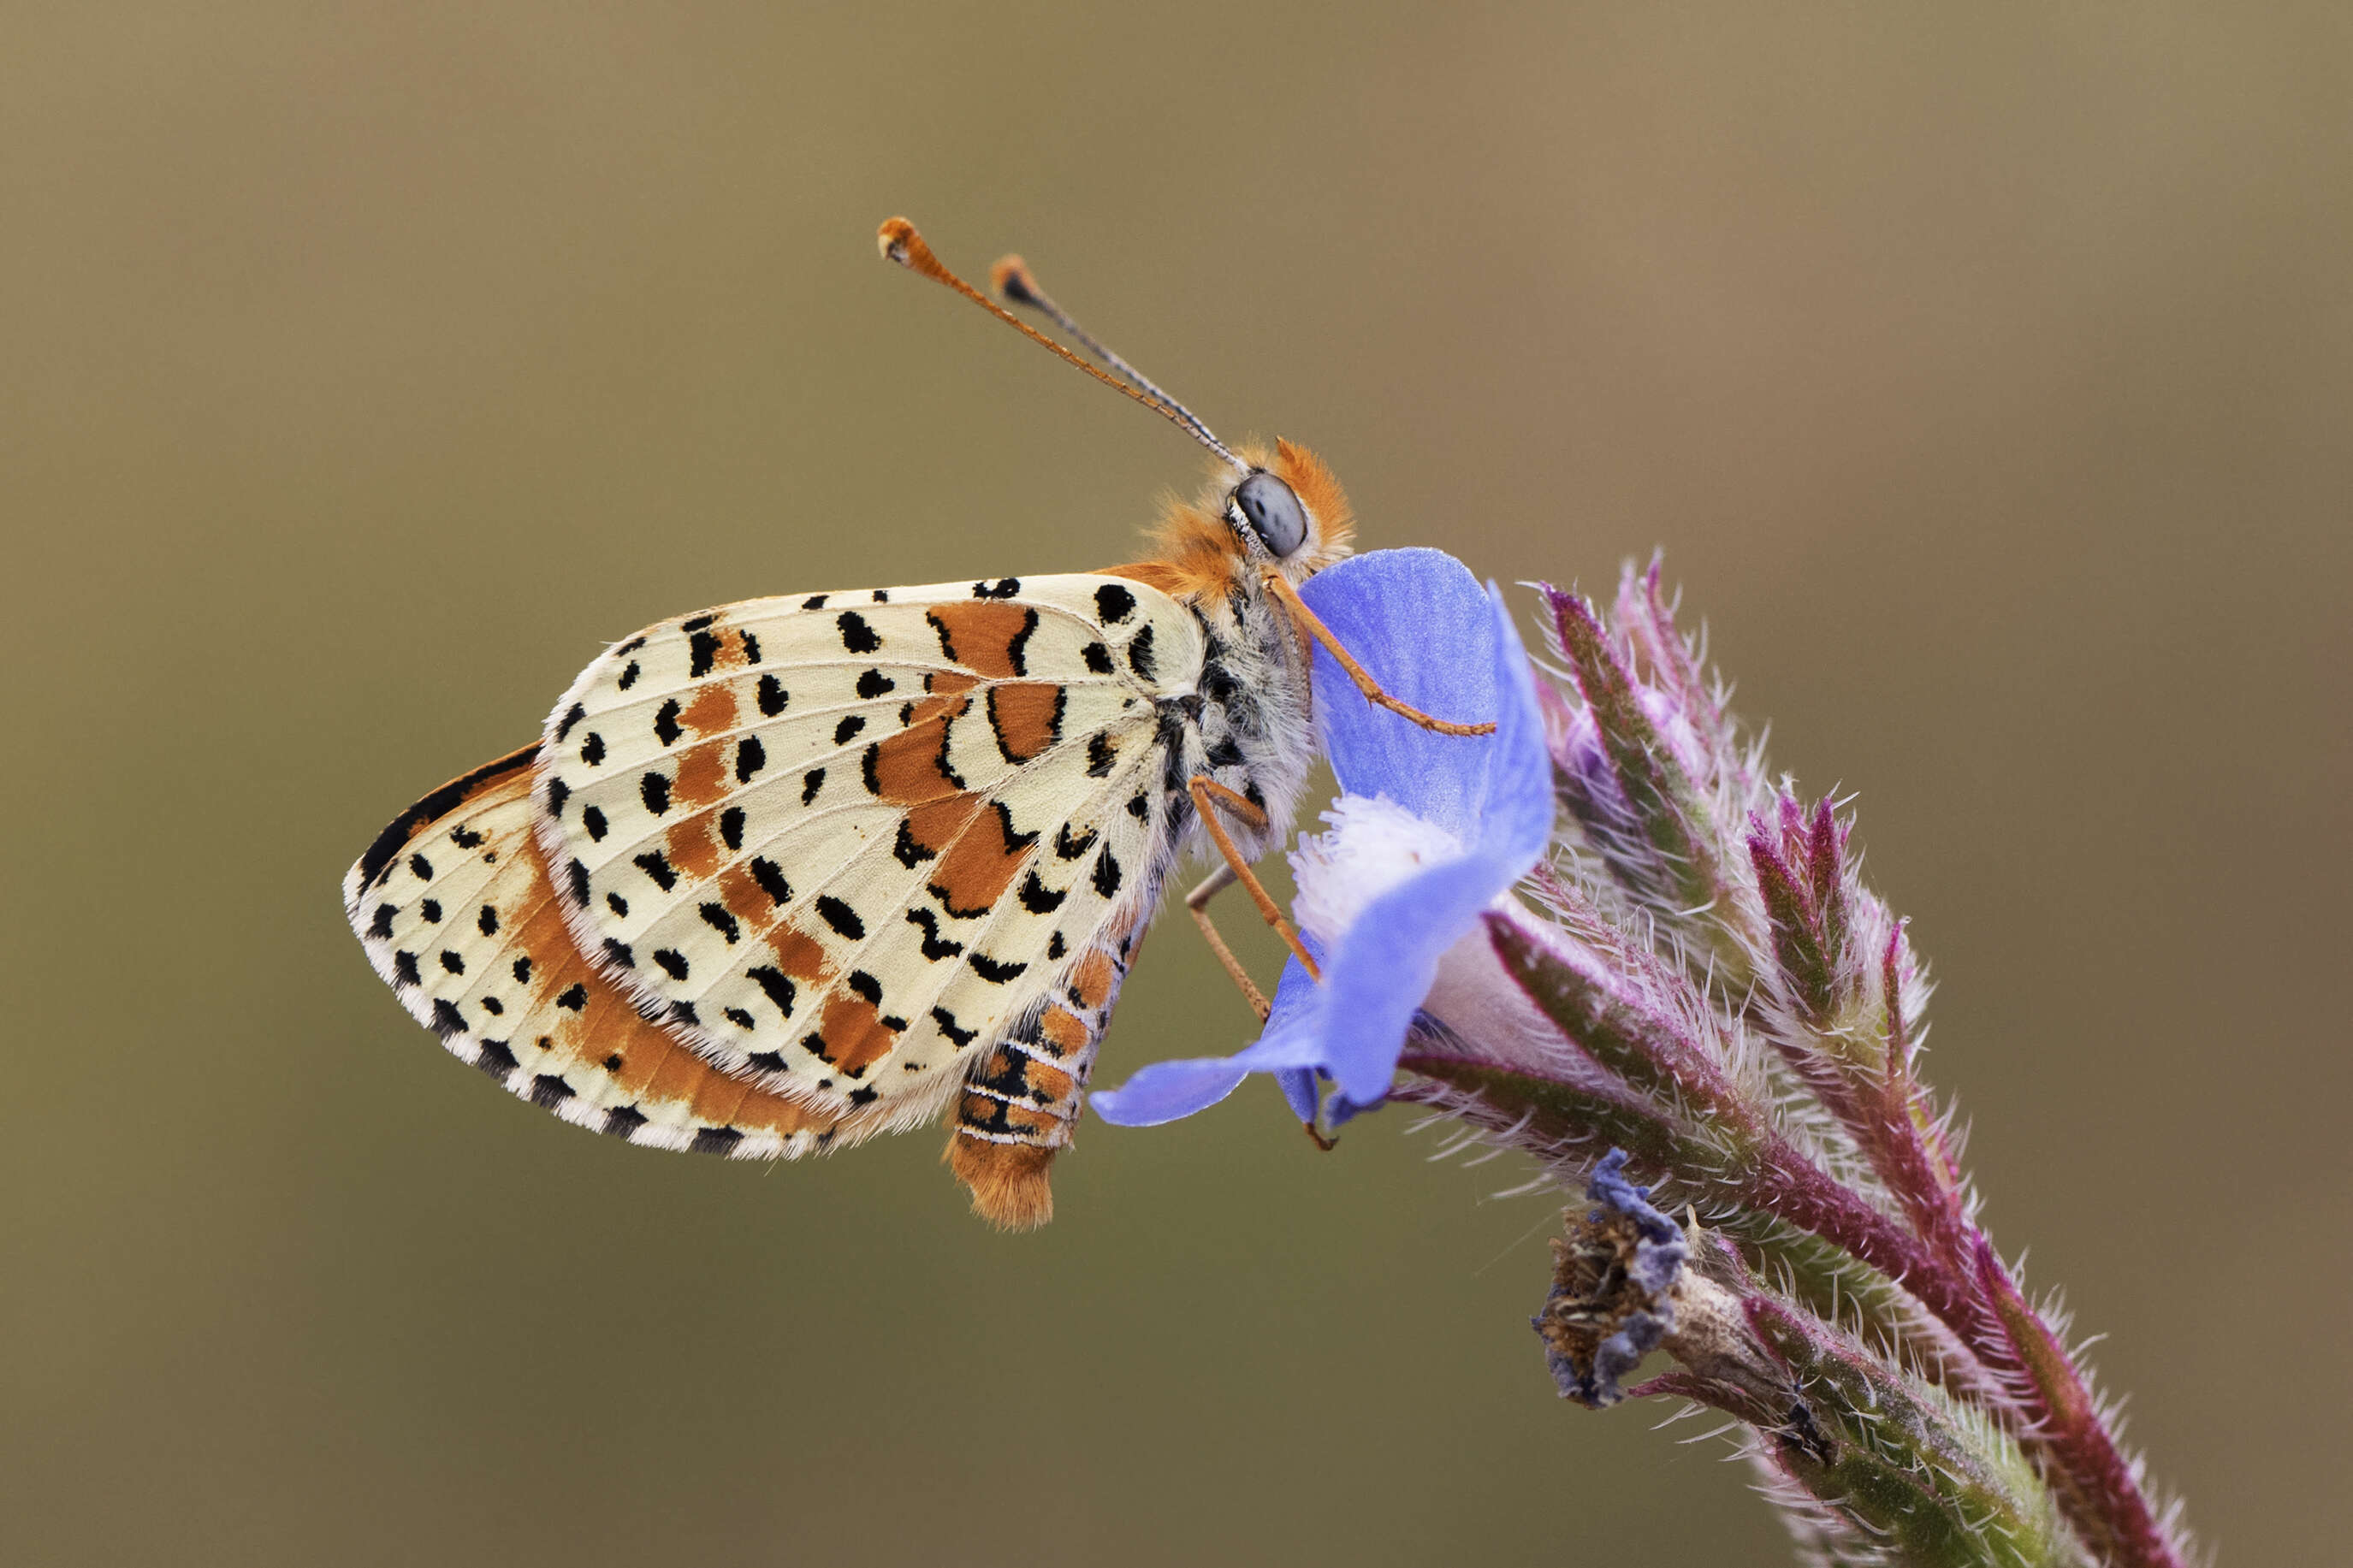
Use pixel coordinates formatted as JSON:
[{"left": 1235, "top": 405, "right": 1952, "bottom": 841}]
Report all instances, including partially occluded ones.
[
  {"left": 1092, "top": 553, "right": 1556, "bottom": 1126},
  {"left": 1090, "top": 1009, "right": 1326, "bottom": 1127},
  {"left": 1297, "top": 549, "right": 1500, "bottom": 837}
]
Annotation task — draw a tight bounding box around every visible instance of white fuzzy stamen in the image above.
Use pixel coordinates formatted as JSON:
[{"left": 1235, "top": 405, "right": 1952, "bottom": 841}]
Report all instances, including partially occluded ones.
[{"left": 1289, "top": 796, "right": 1467, "bottom": 950}]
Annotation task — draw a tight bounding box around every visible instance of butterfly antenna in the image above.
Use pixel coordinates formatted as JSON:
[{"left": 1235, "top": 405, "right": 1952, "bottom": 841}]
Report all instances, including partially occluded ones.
[
  {"left": 990, "top": 253, "right": 1231, "bottom": 461},
  {"left": 878, "top": 217, "right": 1245, "bottom": 472}
]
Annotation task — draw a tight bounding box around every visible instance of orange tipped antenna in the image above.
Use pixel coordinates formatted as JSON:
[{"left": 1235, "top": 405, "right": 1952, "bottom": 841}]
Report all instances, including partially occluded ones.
[{"left": 878, "top": 217, "right": 1244, "bottom": 472}]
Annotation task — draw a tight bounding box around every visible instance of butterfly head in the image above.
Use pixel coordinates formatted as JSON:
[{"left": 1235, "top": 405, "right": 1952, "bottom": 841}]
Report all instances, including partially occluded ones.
[
  {"left": 1222, "top": 439, "right": 1354, "bottom": 581},
  {"left": 1137, "top": 439, "right": 1355, "bottom": 601}
]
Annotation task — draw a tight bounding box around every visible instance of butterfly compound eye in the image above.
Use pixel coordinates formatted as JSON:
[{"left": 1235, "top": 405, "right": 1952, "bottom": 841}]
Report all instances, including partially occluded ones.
[{"left": 1232, "top": 471, "right": 1308, "bottom": 557}]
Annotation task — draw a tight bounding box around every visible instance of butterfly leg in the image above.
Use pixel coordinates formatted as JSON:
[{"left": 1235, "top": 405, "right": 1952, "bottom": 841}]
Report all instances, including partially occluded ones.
[
  {"left": 1188, "top": 775, "right": 1323, "bottom": 984},
  {"left": 1184, "top": 865, "right": 1272, "bottom": 1023},
  {"left": 1187, "top": 779, "right": 1342, "bottom": 1151},
  {"left": 1258, "top": 569, "right": 1498, "bottom": 737}
]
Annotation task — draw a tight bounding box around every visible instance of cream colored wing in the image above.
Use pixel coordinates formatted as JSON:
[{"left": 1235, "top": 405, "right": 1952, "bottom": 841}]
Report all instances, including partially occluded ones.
[
  {"left": 343, "top": 748, "right": 891, "bottom": 1157},
  {"left": 531, "top": 574, "right": 1201, "bottom": 1121}
]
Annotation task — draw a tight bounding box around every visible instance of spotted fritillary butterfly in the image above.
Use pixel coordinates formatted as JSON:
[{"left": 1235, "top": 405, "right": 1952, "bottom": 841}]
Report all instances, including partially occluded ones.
[{"left": 343, "top": 221, "right": 1483, "bottom": 1226}]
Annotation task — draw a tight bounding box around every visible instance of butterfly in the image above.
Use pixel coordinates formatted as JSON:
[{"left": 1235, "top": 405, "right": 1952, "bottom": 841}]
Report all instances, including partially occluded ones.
[{"left": 342, "top": 219, "right": 1485, "bottom": 1228}]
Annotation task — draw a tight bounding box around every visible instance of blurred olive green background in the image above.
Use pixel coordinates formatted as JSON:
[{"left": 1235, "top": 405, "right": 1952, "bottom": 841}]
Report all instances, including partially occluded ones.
[{"left": 4, "top": 5, "right": 2348, "bottom": 1565}]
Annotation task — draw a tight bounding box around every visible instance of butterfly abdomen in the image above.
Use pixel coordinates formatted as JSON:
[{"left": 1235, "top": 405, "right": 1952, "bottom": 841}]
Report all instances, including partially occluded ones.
[{"left": 946, "top": 907, "right": 1147, "bottom": 1228}]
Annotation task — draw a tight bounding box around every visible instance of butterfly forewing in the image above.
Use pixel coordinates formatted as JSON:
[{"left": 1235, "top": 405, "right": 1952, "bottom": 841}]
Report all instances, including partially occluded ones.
[
  {"left": 341, "top": 748, "right": 890, "bottom": 1157},
  {"left": 532, "top": 574, "right": 1200, "bottom": 1113}
]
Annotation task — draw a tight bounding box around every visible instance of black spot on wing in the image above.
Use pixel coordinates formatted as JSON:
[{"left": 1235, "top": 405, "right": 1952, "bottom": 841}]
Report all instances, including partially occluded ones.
[
  {"left": 566, "top": 859, "right": 590, "bottom": 908},
  {"left": 555, "top": 983, "right": 588, "bottom": 1012},
  {"left": 393, "top": 950, "right": 421, "bottom": 988},
  {"left": 530, "top": 1074, "right": 575, "bottom": 1107},
  {"left": 512, "top": 956, "right": 532, "bottom": 984},
  {"left": 440, "top": 950, "right": 465, "bottom": 974},
  {"left": 430, "top": 997, "right": 466, "bottom": 1038},
  {"left": 1126, "top": 624, "right": 1157, "bottom": 681},
  {"left": 1087, "top": 733, "right": 1117, "bottom": 778},
  {"left": 1006, "top": 608, "right": 1038, "bottom": 674},
  {"left": 837, "top": 612, "right": 881, "bottom": 654},
  {"left": 545, "top": 777, "right": 570, "bottom": 818},
  {"left": 653, "top": 949, "right": 690, "bottom": 981},
  {"left": 931, "top": 1007, "right": 977, "bottom": 1046},
  {"left": 699, "top": 902, "right": 741, "bottom": 944},
  {"left": 815, "top": 896, "right": 864, "bottom": 940},
  {"left": 802, "top": 768, "right": 824, "bottom": 804},
  {"left": 750, "top": 857, "right": 791, "bottom": 906},
  {"left": 369, "top": 903, "right": 394, "bottom": 938},
  {"left": 906, "top": 908, "right": 963, "bottom": 961},
  {"left": 692, "top": 1127, "right": 744, "bottom": 1155},
  {"left": 1093, "top": 848, "right": 1123, "bottom": 898},
  {"left": 606, "top": 891, "right": 630, "bottom": 918},
  {"left": 680, "top": 612, "right": 717, "bottom": 632},
  {"left": 477, "top": 903, "right": 498, "bottom": 935},
  {"left": 603, "top": 1104, "right": 649, "bottom": 1137},
  {"left": 720, "top": 806, "right": 745, "bottom": 850},
  {"left": 1083, "top": 642, "right": 1114, "bottom": 674},
  {"left": 475, "top": 1039, "right": 519, "bottom": 1077},
  {"left": 833, "top": 715, "right": 865, "bottom": 746},
  {"left": 554, "top": 704, "right": 587, "bottom": 742},
  {"left": 747, "top": 966, "right": 797, "bottom": 1017},
  {"left": 409, "top": 852, "right": 434, "bottom": 882},
  {"left": 580, "top": 732, "right": 606, "bottom": 766},
  {"left": 892, "top": 817, "right": 935, "bottom": 867},
  {"left": 419, "top": 899, "right": 442, "bottom": 923},
  {"left": 969, "top": 952, "right": 1027, "bottom": 983},
  {"left": 1054, "top": 823, "right": 1097, "bottom": 860},
  {"left": 634, "top": 849, "right": 679, "bottom": 891},
  {"left": 735, "top": 736, "right": 766, "bottom": 783},
  {"left": 688, "top": 630, "right": 723, "bottom": 677},
  {"left": 723, "top": 1007, "right": 756, "bottom": 1030},
  {"left": 1094, "top": 583, "right": 1136, "bottom": 623},
  {"left": 757, "top": 674, "right": 788, "bottom": 716},
  {"left": 602, "top": 938, "right": 634, "bottom": 970},
  {"left": 654, "top": 699, "right": 683, "bottom": 747},
  {"left": 974, "top": 577, "right": 1022, "bottom": 599},
  {"left": 582, "top": 805, "right": 608, "bottom": 841},
  {"left": 640, "top": 772, "right": 671, "bottom": 815},
  {"left": 856, "top": 668, "right": 895, "bottom": 699},
  {"left": 1018, "top": 871, "right": 1065, "bottom": 914},
  {"left": 803, "top": 594, "right": 828, "bottom": 610},
  {"left": 618, "top": 660, "right": 641, "bottom": 690},
  {"left": 847, "top": 971, "right": 883, "bottom": 1004}
]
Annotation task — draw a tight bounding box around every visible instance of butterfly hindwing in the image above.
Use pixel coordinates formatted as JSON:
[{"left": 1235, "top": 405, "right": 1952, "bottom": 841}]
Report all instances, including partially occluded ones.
[
  {"left": 342, "top": 747, "right": 890, "bottom": 1157},
  {"left": 531, "top": 574, "right": 1200, "bottom": 1113}
]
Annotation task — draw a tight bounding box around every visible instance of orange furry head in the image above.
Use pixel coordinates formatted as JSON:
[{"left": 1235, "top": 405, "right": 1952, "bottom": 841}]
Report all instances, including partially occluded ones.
[{"left": 1102, "top": 438, "right": 1356, "bottom": 603}]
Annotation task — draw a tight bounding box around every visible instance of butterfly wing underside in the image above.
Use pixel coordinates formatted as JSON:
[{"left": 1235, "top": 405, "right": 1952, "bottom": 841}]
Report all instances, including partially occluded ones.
[
  {"left": 531, "top": 575, "right": 1200, "bottom": 1128},
  {"left": 341, "top": 748, "right": 888, "bottom": 1158},
  {"left": 345, "top": 573, "right": 1205, "bottom": 1227}
]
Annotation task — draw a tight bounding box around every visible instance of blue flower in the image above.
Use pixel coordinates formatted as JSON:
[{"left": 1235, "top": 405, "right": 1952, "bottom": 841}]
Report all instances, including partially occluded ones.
[{"left": 1091, "top": 547, "right": 1554, "bottom": 1128}]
